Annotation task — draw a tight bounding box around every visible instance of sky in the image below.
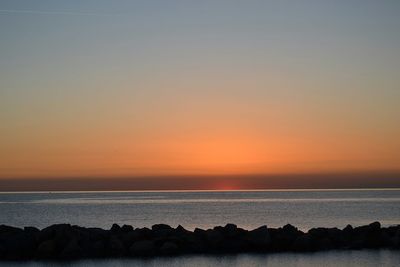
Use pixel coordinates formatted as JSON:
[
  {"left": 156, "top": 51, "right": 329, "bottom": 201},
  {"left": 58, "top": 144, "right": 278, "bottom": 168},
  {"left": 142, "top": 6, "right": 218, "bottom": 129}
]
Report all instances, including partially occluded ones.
[{"left": 1, "top": 1, "right": 400, "bottom": 189}]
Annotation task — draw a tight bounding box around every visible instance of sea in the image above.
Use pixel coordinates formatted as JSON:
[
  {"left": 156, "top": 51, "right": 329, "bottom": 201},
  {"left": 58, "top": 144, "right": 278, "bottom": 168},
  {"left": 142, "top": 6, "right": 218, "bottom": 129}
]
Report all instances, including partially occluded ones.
[{"left": 1, "top": 189, "right": 400, "bottom": 267}]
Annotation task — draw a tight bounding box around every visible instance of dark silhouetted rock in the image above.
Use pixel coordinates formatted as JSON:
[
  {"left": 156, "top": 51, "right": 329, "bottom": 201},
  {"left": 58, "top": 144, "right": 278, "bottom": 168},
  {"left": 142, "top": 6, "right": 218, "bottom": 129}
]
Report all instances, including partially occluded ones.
[
  {"left": 36, "top": 240, "right": 56, "bottom": 259},
  {"left": 60, "top": 239, "right": 83, "bottom": 259},
  {"left": 109, "top": 235, "right": 126, "bottom": 256},
  {"left": 205, "top": 229, "right": 224, "bottom": 249},
  {"left": 246, "top": 225, "right": 271, "bottom": 249},
  {"left": 394, "top": 228, "right": 400, "bottom": 247},
  {"left": 110, "top": 224, "right": 121, "bottom": 233},
  {"left": 121, "top": 224, "right": 133, "bottom": 233},
  {"left": 85, "top": 240, "right": 106, "bottom": 257},
  {"left": 160, "top": 241, "right": 179, "bottom": 255},
  {"left": 24, "top": 226, "right": 39, "bottom": 234},
  {"left": 176, "top": 225, "right": 188, "bottom": 233},
  {"left": 129, "top": 240, "right": 155, "bottom": 257},
  {"left": 0, "top": 225, "right": 22, "bottom": 235},
  {"left": 292, "top": 234, "right": 312, "bottom": 251},
  {"left": 152, "top": 224, "right": 173, "bottom": 232},
  {"left": 271, "top": 224, "right": 302, "bottom": 251},
  {"left": 0, "top": 222, "right": 398, "bottom": 261}
]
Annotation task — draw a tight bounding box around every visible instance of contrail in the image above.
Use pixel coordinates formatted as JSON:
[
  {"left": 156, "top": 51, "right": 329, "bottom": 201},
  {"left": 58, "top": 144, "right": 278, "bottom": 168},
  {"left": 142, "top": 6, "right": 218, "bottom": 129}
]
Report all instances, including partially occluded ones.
[{"left": 0, "top": 9, "right": 122, "bottom": 17}]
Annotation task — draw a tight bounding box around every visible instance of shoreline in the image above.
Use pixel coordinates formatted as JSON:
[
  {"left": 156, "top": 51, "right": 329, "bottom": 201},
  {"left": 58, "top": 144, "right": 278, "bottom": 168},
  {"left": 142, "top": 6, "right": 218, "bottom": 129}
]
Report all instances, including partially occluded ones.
[{"left": 1, "top": 222, "right": 399, "bottom": 261}]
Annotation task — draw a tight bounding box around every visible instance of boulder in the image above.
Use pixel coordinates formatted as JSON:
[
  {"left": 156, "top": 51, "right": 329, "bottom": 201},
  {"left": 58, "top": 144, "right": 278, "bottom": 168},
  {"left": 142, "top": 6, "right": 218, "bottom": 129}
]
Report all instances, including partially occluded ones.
[
  {"left": 0, "top": 231, "right": 37, "bottom": 259},
  {"left": 24, "top": 226, "right": 39, "bottom": 234},
  {"left": 159, "top": 241, "right": 179, "bottom": 255},
  {"left": 110, "top": 224, "right": 121, "bottom": 233},
  {"left": 394, "top": 228, "right": 400, "bottom": 247},
  {"left": 175, "top": 225, "right": 188, "bottom": 233},
  {"left": 135, "top": 227, "right": 153, "bottom": 239},
  {"left": 121, "top": 224, "right": 134, "bottom": 233},
  {"left": 109, "top": 235, "right": 126, "bottom": 256},
  {"left": 246, "top": 226, "right": 271, "bottom": 250},
  {"left": 0, "top": 221, "right": 397, "bottom": 260},
  {"left": 271, "top": 224, "right": 302, "bottom": 251},
  {"left": 60, "top": 238, "right": 83, "bottom": 259},
  {"left": 222, "top": 223, "right": 240, "bottom": 238},
  {"left": 205, "top": 229, "right": 224, "bottom": 249},
  {"left": 121, "top": 231, "right": 141, "bottom": 247},
  {"left": 36, "top": 240, "right": 57, "bottom": 259},
  {"left": 292, "top": 234, "right": 312, "bottom": 251},
  {"left": 85, "top": 240, "right": 106, "bottom": 257},
  {"left": 129, "top": 240, "right": 156, "bottom": 257},
  {"left": 152, "top": 224, "right": 173, "bottom": 231},
  {"left": 0, "top": 225, "right": 23, "bottom": 235}
]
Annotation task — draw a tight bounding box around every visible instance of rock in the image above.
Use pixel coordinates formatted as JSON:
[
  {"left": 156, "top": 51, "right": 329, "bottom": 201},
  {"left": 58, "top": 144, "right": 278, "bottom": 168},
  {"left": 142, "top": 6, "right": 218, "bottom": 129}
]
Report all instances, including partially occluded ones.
[
  {"left": 343, "top": 224, "right": 354, "bottom": 238},
  {"left": 0, "top": 225, "right": 23, "bottom": 235},
  {"left": 194, "top": 228, "right": 206, "bottom": 237},
  {"left": 246, "top": 226, "right": 271, "bottom": 250},
  {"left": 0, "top": 222, "right": 397, "bottom": 260},
  {"left": 151, "top": 224, "right": 174, "bottom": 239},
  {"left": 369, "top": 221, "right": 381, "bottom": 231},
  {"left": 394, "top": 228, "right": 400, "bottom": 247},
  {"left": 152, "top": 224, "right": 173, "bottom": 231},
  {"left": 271, "top": 224, "right": 302, "bottom": 251},
  {"left": 110, "top": 224, "right": 121, "bottom": 233},
  {"left": 60, "top": 238, "right": 83, "bottom": 259},
  {"left": 222, "top": 223, "right": 239, "bottom": 238},
  {"left": 307, "top": 228, "right": 335, "bottom": 250},
  {"left": 205, "top": 229, "right": 224, "bottom": 249},
  {"left": 292, "top": 234, "right": 312, "bottom": 251},
  {"left": 325, "top": 228, "right": 343, "bottom": 247},
  {"left": 24, "top": 226, "right": 39, "bottom": 234},
  {"left": 129, "top": 240, "right": 156, "bottom": 257},
  {"left": 88, "top": 227, "right": 109, "bottom": 241},
  {"left": 176, "top": 225, "right": 188, "bottom": 233},
  {"left": 0, "top": 231, "right": 37, "bottom": 259},
  {"left": 308, "top": 227, "right": 328, "bottom": 238},
  {"left": 39, "top": 224, "right": 70, "bottom": 239},
  {"left": 0, "top": 244, "right": 5, "bottom": 259},
  {"left": 354, "top": 221, "right": 381, "bottom": 235},
  {"left": 36, "top": 240, "right": 56, "bottom": 259},
  {"left": 121, "top": 224, "right": 133, "bottom": 232},
  {"left": 350, "top": 222, "right": 383, "bottom": 249},
  {"left": 121, "top": 231, "right": 141, "bottom": 247},
  {"left": 109, "top": 235, "right": 126, "bottom": 256},
  {"left": 85, "top": 240, "right": 106, "bottom": 257},
  {"left": 38, "top": 224, "right": 74, "bottom": 251},
  {"left": 282, "top": 224, "right": 299, "bottom": 235},
  {"left": 183, "top": 234, "right": 205, "bottom": 253},
  {"left": 135, "top": 227, "right": 153, "bottom": 239},
  {"left": 159, "top": 241, "right": 179, "bottom": 255}
]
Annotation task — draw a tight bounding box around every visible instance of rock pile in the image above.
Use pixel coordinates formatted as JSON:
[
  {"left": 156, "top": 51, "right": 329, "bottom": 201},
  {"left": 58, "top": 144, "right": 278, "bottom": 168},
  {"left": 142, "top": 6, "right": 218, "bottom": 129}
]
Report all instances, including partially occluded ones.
[{"left": 0, "top": 222, "right": 399, "bottom": 260}]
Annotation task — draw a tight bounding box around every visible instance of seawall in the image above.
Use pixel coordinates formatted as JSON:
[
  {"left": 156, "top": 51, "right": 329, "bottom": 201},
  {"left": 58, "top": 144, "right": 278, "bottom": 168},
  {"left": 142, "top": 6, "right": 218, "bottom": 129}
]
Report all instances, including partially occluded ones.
[{"left": 0, "top": 222, "right": 399, "bottom": 260}]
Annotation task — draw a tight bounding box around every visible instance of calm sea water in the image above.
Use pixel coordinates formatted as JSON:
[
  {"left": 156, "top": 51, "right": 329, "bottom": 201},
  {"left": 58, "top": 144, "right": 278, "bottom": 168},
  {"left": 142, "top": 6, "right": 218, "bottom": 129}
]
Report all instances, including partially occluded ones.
[
  {"left": 1, "top": 189, "right": 400, "bottom": 230},
  {"left": 1, "top": 189, "right": 400, "bottom": 266},
  {"left": 0, "top": 250, "right": 399, "bottom": 267}
]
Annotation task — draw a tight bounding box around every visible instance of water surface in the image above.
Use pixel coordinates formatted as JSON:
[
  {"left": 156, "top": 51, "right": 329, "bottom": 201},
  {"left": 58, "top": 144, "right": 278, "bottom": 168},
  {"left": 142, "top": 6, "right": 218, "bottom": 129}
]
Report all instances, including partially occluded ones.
[
  {"left": 1, "top": 189, "right": 399, "bottom": 230},
  {"left": 0, "top": 250, "right": 399, "bottom": 267}
]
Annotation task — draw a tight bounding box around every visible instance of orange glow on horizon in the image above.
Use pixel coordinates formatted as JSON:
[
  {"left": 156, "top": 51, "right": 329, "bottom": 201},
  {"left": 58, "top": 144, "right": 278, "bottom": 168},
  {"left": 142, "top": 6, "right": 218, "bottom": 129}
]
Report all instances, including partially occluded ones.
[{"left": 1, "top": 127, "right": 399, "bottom": 179}]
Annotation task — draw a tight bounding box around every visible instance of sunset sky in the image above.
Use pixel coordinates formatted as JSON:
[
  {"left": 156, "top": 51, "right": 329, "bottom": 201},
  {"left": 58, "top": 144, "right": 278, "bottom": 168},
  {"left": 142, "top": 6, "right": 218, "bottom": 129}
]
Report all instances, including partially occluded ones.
[{"left": 1, "top": 1, "right": 400, "bottom": 189}]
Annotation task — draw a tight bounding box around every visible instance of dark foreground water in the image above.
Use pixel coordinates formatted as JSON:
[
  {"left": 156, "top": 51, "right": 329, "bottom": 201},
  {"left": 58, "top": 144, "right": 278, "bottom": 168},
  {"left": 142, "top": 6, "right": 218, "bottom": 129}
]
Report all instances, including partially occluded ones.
[
  {"left": 1, "top": 189, "right": 400, "bottom": 266},
  {"left": 0, "top": 250, "right": 399, "bottom": 267}
]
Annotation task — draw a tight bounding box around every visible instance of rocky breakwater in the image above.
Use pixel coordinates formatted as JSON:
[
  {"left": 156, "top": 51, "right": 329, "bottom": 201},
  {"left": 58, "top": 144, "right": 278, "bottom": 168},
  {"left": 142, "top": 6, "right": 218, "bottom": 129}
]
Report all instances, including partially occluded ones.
[{"left": 0, "top": 222, "right": 399, "bottom": 260}]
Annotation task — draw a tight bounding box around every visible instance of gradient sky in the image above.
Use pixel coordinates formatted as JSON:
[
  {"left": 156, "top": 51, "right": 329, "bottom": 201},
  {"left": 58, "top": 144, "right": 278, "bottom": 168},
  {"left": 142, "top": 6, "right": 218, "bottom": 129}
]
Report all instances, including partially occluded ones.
[{"left": 1, "top": 0, "right": 400, "bottom": 183}]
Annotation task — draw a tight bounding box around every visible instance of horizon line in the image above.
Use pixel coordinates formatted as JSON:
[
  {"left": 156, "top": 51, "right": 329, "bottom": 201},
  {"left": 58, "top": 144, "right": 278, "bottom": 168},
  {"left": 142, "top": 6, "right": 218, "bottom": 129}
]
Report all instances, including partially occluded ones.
[
  {"left": 1, "top": 169, "right": 400, "bottom": 180},
  {"left": 1, "top": 187, "right": 400, "bottom": 194}
]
